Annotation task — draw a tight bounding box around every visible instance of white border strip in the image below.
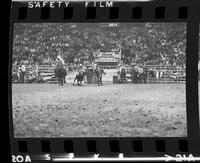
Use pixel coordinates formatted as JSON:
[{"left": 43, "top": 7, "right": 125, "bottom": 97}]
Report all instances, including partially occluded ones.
[
  {"left": 52, "top": 156, "right": 200, "bottom": 162},
  {"left": 12, "top": 0, "right": 153, "bottom": 2},
  {"left": 53, "top": 157, "right": 167, "bottom": 161}
]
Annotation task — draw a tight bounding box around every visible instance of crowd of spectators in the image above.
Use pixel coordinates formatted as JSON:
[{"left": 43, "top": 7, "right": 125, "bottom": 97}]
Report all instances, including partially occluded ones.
[{"left": 13, "top": 23, "right": 186, "bottom": 66}]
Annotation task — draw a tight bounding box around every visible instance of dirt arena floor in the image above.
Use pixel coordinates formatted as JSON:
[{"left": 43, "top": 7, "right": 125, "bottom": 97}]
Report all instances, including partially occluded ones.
[{"left": 12, "top": 83, "right": 187, "bottom": 137}]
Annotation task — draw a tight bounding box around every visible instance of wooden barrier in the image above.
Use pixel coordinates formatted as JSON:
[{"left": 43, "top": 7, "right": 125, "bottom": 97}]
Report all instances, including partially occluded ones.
[{"left": 12, "top": 64, "right": 58, "bottom": 83}]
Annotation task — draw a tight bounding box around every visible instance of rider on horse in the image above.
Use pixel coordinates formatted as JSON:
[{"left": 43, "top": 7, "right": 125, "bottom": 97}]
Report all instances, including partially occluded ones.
[
  {"left": 55, "top": 54, "right": 67, "bottom": 86},
  {"left": 73, "top": 64, "right": 86, "bottom": 86},
  {"left": 55, "top": 62, "right": 66, "bottom": 86}
]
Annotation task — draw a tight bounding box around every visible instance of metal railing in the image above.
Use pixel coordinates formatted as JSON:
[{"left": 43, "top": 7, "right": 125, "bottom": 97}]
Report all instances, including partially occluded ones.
[{"left": 12, "top": 64, "right": 186, "bottom": 83}]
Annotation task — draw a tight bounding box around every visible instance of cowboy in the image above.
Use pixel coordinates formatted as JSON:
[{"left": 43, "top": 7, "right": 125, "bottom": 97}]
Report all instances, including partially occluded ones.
[
  {"left": 20, "top": 63, "right": 26, "bottom": 83},
  {"left": 56, "top": 53, "right": 65, "bottom": 65},
  {"left": 137, "top": 64, "right": 144, "bottom": 84},
  {"left": 35, "top": 63, "right": 39, "bottom": 76},
  {"left": 92, "top": 63, "right": 97, "bottom": 83},
  {"left": 98, "top": 67, "right": 106, "bottom": 85},
  {"left": 141, "top": 64, "right": 148, "bottom": 84},
  {"left": 148, "top": 68, "right": 156, "bottom": 83},
  {"left": 62, "top": 64, "right": 67, "bottom": 84},
  {"left": 119, "top": 64, "right": 127, "bottom": 83},
  {"left": 117, "top": 69, "right": 121, "bottom": 83},
  {"left": 73, "top": 65, "right": 86, "bottom": 86},
  {"left": 134, "top": 64, "right": 140, "bottom": 84},
  {"left": 119, "top": 64, "right": 126, "bottom": 72},
  {"left": 130, "top": 63, "right": 137, "bottom": 84},
  {"left": 17, "top": 65, "right": 21, "bottom": 81},
  {"left": 78, "top": 65, "right": 84, "bottom": 74},
  {"left": 198, "top": 61, "right": 200, "bottom": 79},
  {"left": 81, "top": 65, "right": 87, "bottom": 83}
]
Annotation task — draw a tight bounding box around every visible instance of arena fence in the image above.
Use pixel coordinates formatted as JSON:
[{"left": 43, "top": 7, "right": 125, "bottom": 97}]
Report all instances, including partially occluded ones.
[
  {"left": 12, "top": 64, "right": 186, "bottom": 84},
  {"left": 126, "top": 65, "right": 186, "bottom": 84}
]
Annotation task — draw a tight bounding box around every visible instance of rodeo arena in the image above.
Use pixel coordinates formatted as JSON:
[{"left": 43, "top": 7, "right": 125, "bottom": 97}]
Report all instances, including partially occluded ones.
[{"left": 12, "top": 23, "right": 188, "bottom": 137}]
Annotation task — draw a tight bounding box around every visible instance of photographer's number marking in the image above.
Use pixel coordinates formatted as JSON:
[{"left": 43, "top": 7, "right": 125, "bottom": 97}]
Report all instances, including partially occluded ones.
[
  {"left": 45, "top": 154, "right": 51, "bottom": 161},
  {"left": 12, "top": 155, "right": 31, "bottom": 162},
  {"left": 165, "top": 154, "right": 197, "bottom": 162}
]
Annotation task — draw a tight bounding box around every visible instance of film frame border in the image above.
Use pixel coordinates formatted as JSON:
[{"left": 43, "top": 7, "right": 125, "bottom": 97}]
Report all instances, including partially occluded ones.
[{"left": 9, "top": 0, "right": 200, "bottom": 159}]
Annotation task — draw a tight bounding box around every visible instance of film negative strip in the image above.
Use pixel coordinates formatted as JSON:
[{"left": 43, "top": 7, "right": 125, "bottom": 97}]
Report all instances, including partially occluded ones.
[{"left": 9, "top": 0, "right": 200, "bottom": 162}]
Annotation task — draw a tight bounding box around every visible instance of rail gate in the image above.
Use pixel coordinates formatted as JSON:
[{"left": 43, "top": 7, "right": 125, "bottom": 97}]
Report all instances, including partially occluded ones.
[{"left": 12, "top": 64, "right": 58, "bottom": 83}]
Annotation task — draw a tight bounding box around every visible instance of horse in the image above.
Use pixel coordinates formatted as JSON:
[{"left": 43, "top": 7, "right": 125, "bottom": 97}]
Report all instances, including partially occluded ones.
[
  {"left": 138, "top": 67, "right": 148, "bottom": 84},
  {"left": 148, "top": 69, "right": 163, "bottom": 83},
  {"left": 148, "top": 69, "right": 156, "bottom": 83},
  {"left": 119, "top": 66, "right": 126, "bottom": 83},
  {"left": 73, "top": 69, "right": 86, "bottom": 86},
  {"left": 55, "top": 64, "right": 67, "bottom": 86},
  {"left": 94, "top": 68, "right": 106, "bottom": 86}
]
